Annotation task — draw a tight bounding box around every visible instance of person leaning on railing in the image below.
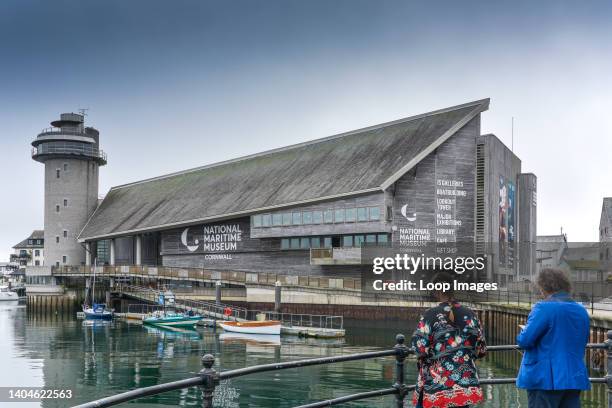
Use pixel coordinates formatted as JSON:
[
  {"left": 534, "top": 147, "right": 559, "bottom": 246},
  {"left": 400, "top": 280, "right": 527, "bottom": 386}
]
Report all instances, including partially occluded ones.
[
  {"left": 516, "top": 268, "right": 590, "bottom": 408},
  {"left": 411, "top": 272, "right": 487, "bottom": 408}
]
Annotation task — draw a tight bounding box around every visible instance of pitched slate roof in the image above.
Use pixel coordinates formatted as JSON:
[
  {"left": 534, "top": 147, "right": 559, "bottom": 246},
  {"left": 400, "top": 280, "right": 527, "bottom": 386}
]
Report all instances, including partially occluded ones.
[
  {"left": 13, "top": 230, "right": 44, "bottom": 248},
  {"left": 78, "top": 99, "right": 489, "bottom": 241}
]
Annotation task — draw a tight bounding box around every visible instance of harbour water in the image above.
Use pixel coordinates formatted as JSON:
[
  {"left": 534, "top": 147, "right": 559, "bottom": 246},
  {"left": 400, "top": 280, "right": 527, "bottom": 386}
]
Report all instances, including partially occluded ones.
[{"left": 0, "top": 302, "right": 606, "bottom": 407}]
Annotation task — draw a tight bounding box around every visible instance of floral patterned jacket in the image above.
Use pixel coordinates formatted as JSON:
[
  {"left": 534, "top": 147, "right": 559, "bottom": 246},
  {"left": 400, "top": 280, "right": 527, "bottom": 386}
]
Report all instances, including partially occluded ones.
[{"left": 411, "top": 301, "right": 487, "bottom": 408}]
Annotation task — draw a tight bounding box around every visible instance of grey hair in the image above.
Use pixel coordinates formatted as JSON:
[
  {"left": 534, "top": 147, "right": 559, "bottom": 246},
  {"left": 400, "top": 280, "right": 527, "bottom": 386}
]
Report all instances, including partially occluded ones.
[{"left": 536, "top": 268, "right": 572, "bottom": 295}]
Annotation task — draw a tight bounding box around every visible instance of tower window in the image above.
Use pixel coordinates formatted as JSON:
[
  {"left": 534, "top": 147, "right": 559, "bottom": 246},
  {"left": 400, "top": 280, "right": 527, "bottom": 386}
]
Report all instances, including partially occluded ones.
[
  {"left": 62, "top": 255, "right": 67, "bottom": 264},
  {"left": 63, "top": 230, "right": 68, "bottom": 238},
  {"left": 56, "top": 205, "right": 60, "bottom": 213},
  {"left": 56, "top": 236, "right": 59, "bottom": 244},
  {"left": 56, "top": 169, "right": 60, "bottom": 178},
  {"left": 63, "top": 163, "right": 68, "bottom": 171},
  {"left": 63, "top": 199, "right": 68, "bottom": 207}
]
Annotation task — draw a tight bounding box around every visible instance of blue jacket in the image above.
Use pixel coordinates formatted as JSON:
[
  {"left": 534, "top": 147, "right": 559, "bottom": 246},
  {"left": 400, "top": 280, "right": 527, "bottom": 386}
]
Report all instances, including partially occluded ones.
[{"left": 516, "top": 292, "right": 590, "bottom": 390}]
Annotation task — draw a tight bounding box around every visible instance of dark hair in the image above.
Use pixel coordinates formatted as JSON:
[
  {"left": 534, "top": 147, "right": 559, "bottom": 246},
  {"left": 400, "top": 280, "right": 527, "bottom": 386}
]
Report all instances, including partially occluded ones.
[{"left": 536, "top": 268, "right": 571, "bottom": 294}]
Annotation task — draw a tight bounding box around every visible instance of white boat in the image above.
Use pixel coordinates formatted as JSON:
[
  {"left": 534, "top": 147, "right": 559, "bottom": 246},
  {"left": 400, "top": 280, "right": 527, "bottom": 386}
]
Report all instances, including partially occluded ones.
[
  {"left": 0, "top": 285, "right": 19, "bottom": 301},
  {"left": 218, "top": 320, "right": 281, "bottom": 335}
]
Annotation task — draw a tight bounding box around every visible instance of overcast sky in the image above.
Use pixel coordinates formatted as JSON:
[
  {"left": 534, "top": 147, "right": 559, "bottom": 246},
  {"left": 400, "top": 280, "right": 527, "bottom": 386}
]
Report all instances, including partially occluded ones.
[{"left": 1, "top": 0, "right": 611, "bottom": 262}]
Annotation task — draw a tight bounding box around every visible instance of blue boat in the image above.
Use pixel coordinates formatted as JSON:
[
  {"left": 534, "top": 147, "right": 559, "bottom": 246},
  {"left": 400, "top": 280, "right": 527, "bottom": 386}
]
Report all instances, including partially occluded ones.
[{"left": 83, "top": 303, "right": 113, "bottom": 320}]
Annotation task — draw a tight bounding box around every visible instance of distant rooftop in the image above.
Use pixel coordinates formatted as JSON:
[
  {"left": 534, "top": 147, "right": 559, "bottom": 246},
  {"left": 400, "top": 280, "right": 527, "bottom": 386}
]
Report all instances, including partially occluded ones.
[{"left": 12, "top": 230, "right": 44, "bottom": 249}]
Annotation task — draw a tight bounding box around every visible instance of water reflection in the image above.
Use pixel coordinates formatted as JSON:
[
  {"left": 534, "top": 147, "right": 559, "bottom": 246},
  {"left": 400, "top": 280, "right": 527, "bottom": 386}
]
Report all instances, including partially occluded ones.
[{"left": 0, "top": 307, "right": 606, "bottom": 407}]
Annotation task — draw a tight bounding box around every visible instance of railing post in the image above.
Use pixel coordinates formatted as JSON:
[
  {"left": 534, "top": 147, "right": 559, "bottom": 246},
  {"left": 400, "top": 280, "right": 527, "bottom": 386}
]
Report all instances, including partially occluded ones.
[
  {"left": 393, "top": 334, "right": 409, "bottom": 408},
  {"left": 199, "top": 354, "right": 219, "bottom": 408},
  {"left": 606, "top": 330, "right": 612, "bottom": 408}
]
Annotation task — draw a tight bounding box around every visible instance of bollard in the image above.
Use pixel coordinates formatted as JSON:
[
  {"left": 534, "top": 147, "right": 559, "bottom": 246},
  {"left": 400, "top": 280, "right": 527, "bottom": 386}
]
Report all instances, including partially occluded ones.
[
  {"left": 199, "top": 354, "right": 219, "bottom": 408},
  {"left": 215, "top": 281, "right": 222, "bottom": 305},
  {"left": 607, "top": 331, "right": 612, "bottom": 408},
  {"left": 274, "top": 281, "right": 282, "bottom": 313},
  {"left": 393, "top": 334, "right": 409, "bottom": 408}
]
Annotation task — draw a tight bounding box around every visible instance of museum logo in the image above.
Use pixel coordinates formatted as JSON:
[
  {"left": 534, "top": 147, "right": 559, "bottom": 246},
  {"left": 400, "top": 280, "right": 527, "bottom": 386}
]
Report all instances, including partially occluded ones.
[{"left": 181, "top": 227, "right": 200, "bottom": 252}]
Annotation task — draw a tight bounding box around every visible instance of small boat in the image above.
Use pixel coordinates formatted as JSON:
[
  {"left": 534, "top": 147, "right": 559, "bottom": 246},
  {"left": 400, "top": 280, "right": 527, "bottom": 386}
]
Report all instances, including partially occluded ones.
[
  {"left": 143, "top": 311, "right": 202, "bottom": 329},
  {"left": 219, "top": 320, "right": 281, "bottom": 335},
  {"left": 0, "top": 285, "right": 19, "bottom": 301},
  {"left": 83, "top": 303, "right": 113, "bottom": 320}
]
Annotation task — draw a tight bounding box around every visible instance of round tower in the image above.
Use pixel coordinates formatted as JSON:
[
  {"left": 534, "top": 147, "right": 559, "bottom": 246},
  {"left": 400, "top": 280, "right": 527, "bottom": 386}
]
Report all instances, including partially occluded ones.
[{"left": 32, "top": 113, "right": 106, "bottom": 267}]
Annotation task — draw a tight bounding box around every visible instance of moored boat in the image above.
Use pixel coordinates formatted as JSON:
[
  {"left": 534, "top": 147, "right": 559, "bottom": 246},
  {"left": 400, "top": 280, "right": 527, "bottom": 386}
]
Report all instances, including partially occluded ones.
[
  {"left": 83, "top": 303, "right": 113, "bottom": 320},
  {"left": 0, "top": 285, "right": 19, "bottom": 301},
  {"left": 142, "top": 311, "right": 202, "bottom": 329},
  {"left": 218, "top": 320, "right": 281, "bottom": 335}
]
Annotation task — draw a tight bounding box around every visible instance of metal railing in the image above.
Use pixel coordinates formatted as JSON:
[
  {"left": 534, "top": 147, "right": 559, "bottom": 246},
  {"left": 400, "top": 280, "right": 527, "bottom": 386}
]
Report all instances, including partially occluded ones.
[{"left": 71, "top": 332, "right": 612, "bottom": 408}]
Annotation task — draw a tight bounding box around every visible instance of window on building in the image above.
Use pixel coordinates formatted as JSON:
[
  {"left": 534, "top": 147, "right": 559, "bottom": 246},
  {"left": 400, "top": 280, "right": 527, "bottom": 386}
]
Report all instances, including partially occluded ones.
[
  {"left": 62, "top": 255, "right": 67, "bottom": 264},
  {"left": 334, "top": 209, "right": 344, "bottom": 223},
  {"left": 262, "top": 214, "right": 272, "bottom": 227},
  {"left": 63, "top": 199, "right": 68, "bottom": 207},
  {"left": 323, "top": 237, "right": 332, "bottom": 248},
  {"left": 28, "top": 239, "right": 33, "bottom": 245},
  {"left": 55, "top": 261, "right": 60, "bottom": 267},
  {"left": 323, "top": 210, "right": 333, "bottom": 223},
  {"left": 19, "top": 250, "right": 27, "bottom": 256},
  {"left": 310, "top": 237, "right": 321, "bottom": 248},
  {"left": 365, "top": 235, "right": 377, "bottom": 244},
  {"left": 292, "top": 212, "right": 301, "bottom": 225},
  {"left": 385, "top": 206, "right": 393, "bottom": 221},
  {"left": 290, "top": 238, "right": 300, "bottom": 249},
  {"left": 311, "top": 211, "right": 322, "bottom": 224},
  {"left": 343, "top": 236, "right": 353, "bottom": 247},
  {"left": 35, "top": 260, "right": 40, "bottom": 266},
  {"left": 63, "top": 230, "right": 68, "bottom": 238},
  {"left": 252, "top": 215, "right": 262, "bottom": 228},
  {"left": 300, "top": 237, "right": 310, "bottom": 249},
  {"left": 36, "top": 239, "right": 42, "bottom": 245},
  {"left": 56, "top": 169, "right": 60, "bottom": 179},
  {"left": 63, "top": 163, "right": 68, "bottom": 171},
  {"left": 34, "top": 250, "right": 40, "bottom": 256},
  {"left": 302, "top": 211, "right": 313, "bottom": 225},
  {"left": 354, "top": 235, "right": 365, "bottom": 247},
  {"left": 272, "top": 213, "right": 283, "bottom": 226},
  {"left": 56, "top": 236, "right": 59, "bottom": 244},
  {"left": 377, "top": 234, "right": 389, "bottom": 244},
  {"left": 56, "top": 205, "right": 60, "bottom": 213},
  {"left": 282, "top": 213, "right": 291, "bottom": 226},
  {"left": 345, "top": 208, "right": 356, "bottom": 222},
  {"left": 357, "top": 207, "right": 368, "bottom": 221},
  {"left": 369, "top": 207, "right": 381, "bottom": 221},
  {"left": 281, "top": 238, "right": 290, "bottom": 249}
]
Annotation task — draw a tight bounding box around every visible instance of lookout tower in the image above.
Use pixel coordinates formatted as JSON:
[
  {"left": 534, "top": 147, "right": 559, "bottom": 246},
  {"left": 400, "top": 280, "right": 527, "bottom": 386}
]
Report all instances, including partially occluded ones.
[{"left": 32, "top": 113, "right": 106, "bottom": 267}]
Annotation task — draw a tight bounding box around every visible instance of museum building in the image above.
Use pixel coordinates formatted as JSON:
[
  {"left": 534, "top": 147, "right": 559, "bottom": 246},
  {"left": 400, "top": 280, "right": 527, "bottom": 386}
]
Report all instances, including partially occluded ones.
[{"left": 77, "top": 99, "right": 537, "bottom": 285}]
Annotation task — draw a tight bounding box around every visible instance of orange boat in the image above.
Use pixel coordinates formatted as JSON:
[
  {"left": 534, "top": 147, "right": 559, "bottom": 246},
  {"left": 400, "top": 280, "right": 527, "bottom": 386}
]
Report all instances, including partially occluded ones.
[{"left": 218, "top": 320, "right": 281, "bottom": 335}]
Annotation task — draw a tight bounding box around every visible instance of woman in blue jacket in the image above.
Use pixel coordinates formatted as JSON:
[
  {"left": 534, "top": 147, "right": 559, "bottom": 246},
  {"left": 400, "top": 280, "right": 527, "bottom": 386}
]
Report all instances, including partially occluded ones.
[{"left": 516, "top": 268, "right": 591, "bottom": 408}]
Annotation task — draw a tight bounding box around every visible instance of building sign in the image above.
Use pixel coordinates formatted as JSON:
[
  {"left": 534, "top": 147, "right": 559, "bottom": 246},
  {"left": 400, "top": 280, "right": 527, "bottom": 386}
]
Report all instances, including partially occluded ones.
[
  {"left": 507, "top": 181, "right": 515, "bottom": 268},
  {"left": 499, "top": 176, "right": 507, "bottom": 266},
  {"left": 498, "top": 177, "right": 516, "bottom": 267}
]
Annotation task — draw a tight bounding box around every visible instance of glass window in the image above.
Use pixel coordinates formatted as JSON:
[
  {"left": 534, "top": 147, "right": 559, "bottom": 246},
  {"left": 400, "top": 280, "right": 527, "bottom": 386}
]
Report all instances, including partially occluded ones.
[
  {"left": 323, "top": 237, "right": 332, "bottom": 248},
  {"left": 281, "top": 238, "right": 290, "bottom": 249},
  {"left": 63, "top": 163, "right": 68, "bottom": 171},
  {"left": 56, "top": 205, "right": 60, "bottom": 213},
  {"left": 272, "top": 213, "right": 283, "bottom": 226},
  {"left": 357, "top": 207, "right": 368, "bottom": 221},
  {"left": 35, "top": 260, "right": 40, "bottom": 266},
  {"left": 262, "top": 214, "right": 272, "bottom": 227},
  {"left": 292, "top": 212, "right": 302, "bottom": 225},
  {"left": 282, "top": 213, "right": 292, "bottom": 226},
  {"left": 63, "top": 230, "right": 67, "bottom": 238},
  {"left": 369, "top": 207, "right": 381, "bottom": 221},
  {"left": 323, "top": 210, "right": 333, "bottom": 223},
  {"left": 302, "top": 211, "right": 313, "bottom": 224},
  {"left": 345, "top": 208, "right": 356, "bottom": 222},
  {"left": 334, "top": 209, "right": 344, "bottom": 223},
  {"left": 312, "top": 211, "right": 323, "bottom": 224},
  {"left": 343, "top": 236, "right": 353, "bottom": 247},
  {"left": 62, "top": 255, "right": 67, "bottom": 263},
  {"left": 377, "top": 234, "right": 389, "bottom": 244},
  {"left": 55, "top": 236, "right": 59, "bottom": 244},
  {"left": 63, "top": 199, "right": 68, "bottom": 207},
  {"left": 300, "top": 237, "right": 310, "bottom": 249},
  {"left": 355, "top": 235, "right": 365, "bottom": 247},
  {"left": 252, "top": 215, "right": 262, "bottom": 228},
  {"left": 34, "top": 250, "right": 40, "bottom": 256},
  {"left": 310, "top": 237, "right": 321, "bottom": 248},
  {"left": 56, "top": 169, "right": 60, "bottom": 179},
  {"left": 366, "top": 234, "right": 377, "bottom": 244},
  {"left": 28, "top": 239, "right": 33, "bottom": 245},
  {"left": 290, "top": 238, "right": 300, "bottom": 249}
]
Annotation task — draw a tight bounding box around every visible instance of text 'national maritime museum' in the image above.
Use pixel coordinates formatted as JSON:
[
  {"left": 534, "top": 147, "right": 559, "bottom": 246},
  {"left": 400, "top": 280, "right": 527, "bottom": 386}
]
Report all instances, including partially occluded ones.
[{"left": 37, "top": 99, "right": 537, "bottom": 286}]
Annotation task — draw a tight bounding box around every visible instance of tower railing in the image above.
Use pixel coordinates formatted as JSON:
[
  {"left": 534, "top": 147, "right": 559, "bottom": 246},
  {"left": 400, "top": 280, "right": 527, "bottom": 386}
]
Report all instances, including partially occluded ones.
[{"left": 31, "top": 145, "right": 107, "bottom": 162}]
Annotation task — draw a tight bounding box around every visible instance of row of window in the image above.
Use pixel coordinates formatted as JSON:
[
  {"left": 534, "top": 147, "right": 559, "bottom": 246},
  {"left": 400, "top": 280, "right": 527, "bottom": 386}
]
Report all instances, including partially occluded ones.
[
  {"left": 253, "top": 206, "right": 381, "bottom": 228},
  {"left": 280, "top": 234, "right": 389, "bottom": 250},
  {"left": 55, "top": 230, "right": 69, "bottom": 243},
  {"left": 55, "top": 163, "right": 69, "bottom": 179},
  {"left": 55, "top": 199, "right": 69, "bottom": 213},
  {"left": 27, "top": 239, "right": 43, "bottom": 245}
]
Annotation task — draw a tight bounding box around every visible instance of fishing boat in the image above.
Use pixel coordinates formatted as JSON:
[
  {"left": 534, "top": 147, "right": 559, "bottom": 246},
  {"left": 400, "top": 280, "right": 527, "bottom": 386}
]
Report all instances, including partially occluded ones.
[
  {"left": 142, "top": 311, "right": 202, "bottom": 329},
  {"left": 82, "top": 303, "right": 113, "bottom": 320},
  {"left": 218, "top": 320, "right": 281, "bottom": 335},
  {"left": 0, "top": 285, "right": 19, "bottom": 301}
]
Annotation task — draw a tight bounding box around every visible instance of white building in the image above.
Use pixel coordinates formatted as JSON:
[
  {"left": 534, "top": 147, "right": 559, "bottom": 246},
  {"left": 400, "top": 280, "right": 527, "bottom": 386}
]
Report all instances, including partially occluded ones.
[{"left": 11, "top": 230, "right": 45, "bottom": 270}]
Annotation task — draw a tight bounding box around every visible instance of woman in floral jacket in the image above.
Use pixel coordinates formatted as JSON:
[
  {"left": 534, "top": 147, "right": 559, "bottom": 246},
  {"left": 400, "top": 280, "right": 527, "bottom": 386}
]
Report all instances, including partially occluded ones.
[{"left": 411, "top": 274, "right": 487, "bottom": 408}]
